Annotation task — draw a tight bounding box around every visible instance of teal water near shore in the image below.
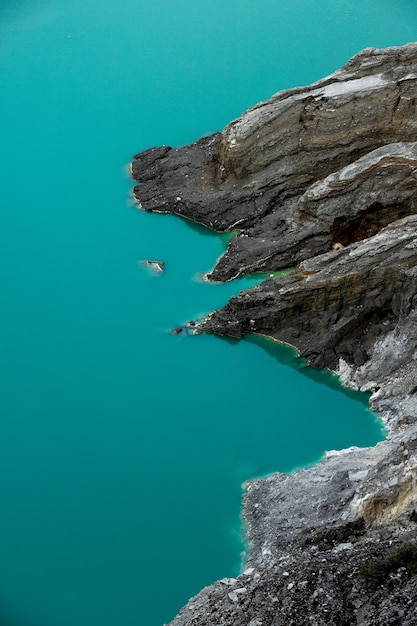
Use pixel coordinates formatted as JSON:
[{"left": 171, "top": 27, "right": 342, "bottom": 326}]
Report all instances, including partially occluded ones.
[{"left": 1, "top": 2, "right": 416, "bottom": 625}]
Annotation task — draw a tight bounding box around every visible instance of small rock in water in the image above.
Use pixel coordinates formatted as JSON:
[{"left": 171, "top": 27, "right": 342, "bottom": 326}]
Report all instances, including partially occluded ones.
[{"left": 139, "top": 259, "right": 165, "bottom": 274}]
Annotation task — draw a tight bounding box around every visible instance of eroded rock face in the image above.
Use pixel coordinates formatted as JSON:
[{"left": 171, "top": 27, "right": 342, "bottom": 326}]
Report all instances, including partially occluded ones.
[
  {"left": 168, "top": 538, "right": 417, "bottom": 626},
  {"left": 131, "top": 43, "right": 417, "bottom": 626},
  {"left": 211, "top": 142, "right": 417, "bottom": 280},
  {"left": 203, "top": 216, "right": 417, "bottom": 371}
]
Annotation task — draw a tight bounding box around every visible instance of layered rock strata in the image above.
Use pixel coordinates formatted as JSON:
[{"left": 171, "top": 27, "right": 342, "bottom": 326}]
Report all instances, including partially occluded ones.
[{"left": 132, "top": 43, "right": 417, "bottom": 625}]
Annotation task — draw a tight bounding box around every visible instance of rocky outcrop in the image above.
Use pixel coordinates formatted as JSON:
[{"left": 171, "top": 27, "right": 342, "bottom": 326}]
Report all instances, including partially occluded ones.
[
  {"left": 132, "top": 43, "right": 417, "bottom": 278},
  {"left": 132, "top": 43, "right": 417, "bottom": 626},
  {"left": 203, "top": 215, "right": 417, "bottom": 378}
]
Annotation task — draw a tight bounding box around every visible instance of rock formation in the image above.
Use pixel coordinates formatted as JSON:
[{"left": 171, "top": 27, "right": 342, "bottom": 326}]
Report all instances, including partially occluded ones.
[{"left": 132, "top": 43, "right": 417, "bottom": 625}]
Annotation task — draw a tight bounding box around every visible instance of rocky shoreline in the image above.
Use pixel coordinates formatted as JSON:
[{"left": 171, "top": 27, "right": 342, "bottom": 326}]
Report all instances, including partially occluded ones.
[{"left": 132, "top": 43, "right": 417, "bottom": 625}]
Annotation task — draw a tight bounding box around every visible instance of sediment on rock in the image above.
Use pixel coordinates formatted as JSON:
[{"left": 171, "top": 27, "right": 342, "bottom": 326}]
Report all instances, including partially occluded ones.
[{"left": 131, "top": 43, "right": 417, "bottom": 626}]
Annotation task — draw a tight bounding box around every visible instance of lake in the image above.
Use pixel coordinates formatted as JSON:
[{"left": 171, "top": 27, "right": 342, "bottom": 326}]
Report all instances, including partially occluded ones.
[{"left": 1, "top": 1, "right": 415, "bottom": 624}]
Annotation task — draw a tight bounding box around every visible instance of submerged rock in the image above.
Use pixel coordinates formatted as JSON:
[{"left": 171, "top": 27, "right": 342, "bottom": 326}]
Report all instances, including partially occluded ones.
[
  {"left": 139, "top": 259, "right": 165, "bottom": 274},
  {"left": 132, "top": 43, "right": 417, "bottom": 626}
]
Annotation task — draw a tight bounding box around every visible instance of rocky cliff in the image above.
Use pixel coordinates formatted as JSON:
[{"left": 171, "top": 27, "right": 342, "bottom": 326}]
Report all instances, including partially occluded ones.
[{"left": 132, "top": 43, "right": 417, "bottom": 625}]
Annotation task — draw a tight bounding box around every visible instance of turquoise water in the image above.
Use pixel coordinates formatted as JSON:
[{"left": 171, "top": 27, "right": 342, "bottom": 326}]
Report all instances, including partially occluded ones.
[{"left": 1, "top": 1, "right": 416, "bottom": 625}]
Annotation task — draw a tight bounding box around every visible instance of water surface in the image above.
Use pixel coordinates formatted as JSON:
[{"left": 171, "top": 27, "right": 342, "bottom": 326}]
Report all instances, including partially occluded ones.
[{"left": 1, "top": 1, "right": 416, "bottom": 625}]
